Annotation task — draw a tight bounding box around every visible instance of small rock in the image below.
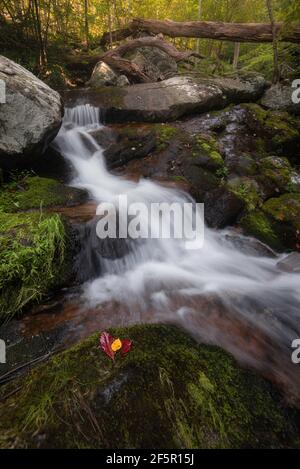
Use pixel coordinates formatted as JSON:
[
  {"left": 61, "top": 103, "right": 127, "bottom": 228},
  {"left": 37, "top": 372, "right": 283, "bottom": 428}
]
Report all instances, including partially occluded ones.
[{"left": 277, "top": 252, "right": 300, "bottom": 273}]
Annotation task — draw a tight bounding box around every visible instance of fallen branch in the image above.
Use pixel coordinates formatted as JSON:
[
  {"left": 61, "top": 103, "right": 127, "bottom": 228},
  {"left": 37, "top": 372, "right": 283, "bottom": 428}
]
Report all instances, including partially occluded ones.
[{"left": 89, "top": 36, "right": 205, "bottom": 83}]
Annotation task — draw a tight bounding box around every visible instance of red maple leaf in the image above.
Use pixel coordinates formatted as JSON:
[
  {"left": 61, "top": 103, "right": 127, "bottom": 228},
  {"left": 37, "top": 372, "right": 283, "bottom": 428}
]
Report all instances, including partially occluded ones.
[
  {"left": 99, "top": 331, "right": 115, "bottom": 360},
  {"left": 121, "top": 339, "right": 132, "bottom": 355}
]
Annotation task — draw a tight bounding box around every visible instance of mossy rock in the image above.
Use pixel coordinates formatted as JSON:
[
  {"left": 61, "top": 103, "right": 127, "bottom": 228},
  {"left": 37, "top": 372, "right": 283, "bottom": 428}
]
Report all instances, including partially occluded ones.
[
  {"left": 0, "top": 324, "right": 299, "bottom": 449},
  {"left": 191, "top": 135, "right": 224, "bottom": 170},
  {"left": 240, "top": 210, "right": 283, "bottom": 251},
  {"left": 0, "top": 176, "right": 87, "bottom": 213},
  {"left": 155, "top": 124, "right": 179, "bottom": 151},
  {"left": 227, "top": 177, "right": 262, "bottom": 212},
  {"left": 0, "top": 211, "right": 70, "bottom": 321},
  {"left": 262, "top": 194, "right": 300, "bottom": 250},
  {"left": 257, "top": 156, "right": 300, "bottom": 197},
  {"left": 241, "top": 194, "right": 300, "bottom": 251},
  {"left": 243, "top": 104, "right": 300, "bottom": 155}
]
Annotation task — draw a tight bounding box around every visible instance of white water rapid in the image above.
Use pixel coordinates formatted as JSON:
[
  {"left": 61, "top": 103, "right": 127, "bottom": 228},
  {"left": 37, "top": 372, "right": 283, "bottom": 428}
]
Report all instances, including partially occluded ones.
[{"left": 53, "top": 104, "right": 300, "bottom": 397}]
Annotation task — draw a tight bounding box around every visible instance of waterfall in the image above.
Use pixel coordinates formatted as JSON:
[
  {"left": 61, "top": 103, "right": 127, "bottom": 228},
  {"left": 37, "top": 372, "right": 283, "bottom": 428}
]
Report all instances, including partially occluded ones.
[{"left": 53, "top": 104, "right": 300, "bottom": 393}]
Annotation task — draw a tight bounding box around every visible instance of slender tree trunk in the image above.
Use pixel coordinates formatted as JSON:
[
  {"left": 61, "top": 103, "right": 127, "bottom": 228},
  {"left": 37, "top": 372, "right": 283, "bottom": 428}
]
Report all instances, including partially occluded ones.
[
  {"left": 196, "top": 0, "right": 203, "bottom": 54},
  {"left": 33, "top": 0, "right": 47, "bottom": 69},
  {"left": 233, "top": 42, "right": 240, "bottom": 69},
  {"left": 107, "top": 0, "right": 113, "bottom": 49},
  {"left": 84, "top": 0, "right": 89, "bottom": 50},
  {"left": 265, "top": 0, "right": 280, "bottom": 83}
]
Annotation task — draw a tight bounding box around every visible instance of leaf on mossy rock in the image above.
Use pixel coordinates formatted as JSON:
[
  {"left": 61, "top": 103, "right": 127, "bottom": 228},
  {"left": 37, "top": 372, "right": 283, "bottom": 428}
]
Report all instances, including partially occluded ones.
[{"left": 99, "top": 332, "right": 132, "bottom": 360}]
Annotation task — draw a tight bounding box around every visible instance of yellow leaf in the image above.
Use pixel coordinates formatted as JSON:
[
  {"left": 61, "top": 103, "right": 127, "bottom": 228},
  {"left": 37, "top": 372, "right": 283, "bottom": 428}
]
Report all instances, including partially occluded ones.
[{"left": 111, "top": 338, "right": 122, "bottom": 352}]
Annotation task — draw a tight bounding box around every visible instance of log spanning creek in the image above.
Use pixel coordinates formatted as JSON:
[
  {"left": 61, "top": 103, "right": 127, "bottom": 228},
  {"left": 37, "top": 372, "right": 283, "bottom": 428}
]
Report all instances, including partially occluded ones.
[{"left": 2, "top": 104, "right": 300, "bottom": 404}]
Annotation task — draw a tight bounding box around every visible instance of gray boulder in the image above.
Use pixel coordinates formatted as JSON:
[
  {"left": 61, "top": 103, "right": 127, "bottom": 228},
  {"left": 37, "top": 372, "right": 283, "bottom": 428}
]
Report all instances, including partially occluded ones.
[
  {"left": 0, "top": 55, "right": 63, "bottom": 171},
  {"left": 87, "top": 61, "right": 118, "bottom": 87},
  {"left": 127, "top": 46, "right": 177, "bottom": 81},
  {"left": 261, "top": 84, "right": 300, "bottom": 115},
  {"left": 64, "top": 75, "right": 267, "bottom": 123}
]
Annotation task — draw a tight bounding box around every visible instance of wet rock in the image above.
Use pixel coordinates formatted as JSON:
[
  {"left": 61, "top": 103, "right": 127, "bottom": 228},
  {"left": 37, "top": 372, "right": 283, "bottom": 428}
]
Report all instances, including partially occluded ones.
[
  {"left": 73, "top": 215, "right": 134, "bottom": 282},
  {"left": 204, "top": 186, "right": 245, "bottom": 228},
  {"left": 181, "top": 162, "right": 219, "bottom": 202},
  {"left": 222, "top": 230, "right": 277, "bottom": 258},
  {"left": 277, "top": 252, "right": 300, "bottom": 273},
  {"left": 261, "top": 84, "right": 300, "bottom": 115},
  {"left": 63, "top": 75, "right": 267, "bottom": 123},
  {"left": 0, "top": 55, "right": 63, "bottom": 172},
  {"left": 90, "top": 125, "right": 157, "bottom": 169}
]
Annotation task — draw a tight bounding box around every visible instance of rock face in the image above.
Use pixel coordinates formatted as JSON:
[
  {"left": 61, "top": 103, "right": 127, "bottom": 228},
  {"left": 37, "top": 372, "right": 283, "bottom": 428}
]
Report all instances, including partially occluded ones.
[
  {"left": 0, "top": 55, "right": 63, "bottom": 172},
  {"left": 127, "top": 46, "right": 177, "bottom": 81},
  {"left": 63, "top": 75, "right": 267, "bottom": 123},
  {"left": 261, "top": 84, "right": 300, "bottom": 115}
]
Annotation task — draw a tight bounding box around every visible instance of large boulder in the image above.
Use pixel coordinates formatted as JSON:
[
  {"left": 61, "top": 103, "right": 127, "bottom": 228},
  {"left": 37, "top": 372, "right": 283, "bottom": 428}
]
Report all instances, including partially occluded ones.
[
  {"left": 261, "top": 84, "right": 300, "bottom": 115},
  {"left": 0, "top": 55, "right": 63, "bottom": 172},
  {"left": 63, "top": 75, "right": 267, "bottom": 123},
  {"left": 127, "top": 46, "right": 177, "bottom": 81}
]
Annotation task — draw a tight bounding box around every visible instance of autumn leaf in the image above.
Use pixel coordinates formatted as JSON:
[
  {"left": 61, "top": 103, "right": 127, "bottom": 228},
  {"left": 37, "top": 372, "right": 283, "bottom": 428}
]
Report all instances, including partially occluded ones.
[
  {"left": 99, "top": 332, "right": 132, "bottom": 360},
  {"left": 99, "top": 331, "right": 115, "bottom": 360},
  {"left": 111, "top": 338, "right": 122, "bottom": 352},
  {"left": 121, "top": 339, "right": 132, "bottom": 355}
]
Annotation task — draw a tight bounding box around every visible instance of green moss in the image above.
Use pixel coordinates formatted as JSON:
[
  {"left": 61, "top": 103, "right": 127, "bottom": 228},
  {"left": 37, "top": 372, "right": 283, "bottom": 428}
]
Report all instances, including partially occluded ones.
[
  {"left": 0, "top": 324, "right": 298, "bottom": 449},
  {"left": 0, "top": 176, "right": 84, "bottom": 213},
  {"left": 193, "top": 135, "right": 224, "bottom": 169},
  {"left": 243, "top": 104, "right": 300, "bottom": 150},
  {"left": 240, "top": 210, "right": 282, "bottom": 250},
  {"left": 0, "top": 211, "right": 68, "bottom": 321},
  {"left": 228, "top": 177, "right": 262, "bottom": 212},
  {"left": 258, "top": 157, "right": 294, "bottom": 195},
  {"left": 263, "top": 194, "right": 300, "bottom": 228},
  {"left": 155, "top": 124, "right": 178, "bottom": 151}
]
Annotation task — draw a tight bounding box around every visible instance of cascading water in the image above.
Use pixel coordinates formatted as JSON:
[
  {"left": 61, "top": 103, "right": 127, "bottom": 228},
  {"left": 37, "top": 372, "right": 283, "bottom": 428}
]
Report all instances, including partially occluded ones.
[{"left": 53, "top": 104, "right": 300, "bottom": 400}]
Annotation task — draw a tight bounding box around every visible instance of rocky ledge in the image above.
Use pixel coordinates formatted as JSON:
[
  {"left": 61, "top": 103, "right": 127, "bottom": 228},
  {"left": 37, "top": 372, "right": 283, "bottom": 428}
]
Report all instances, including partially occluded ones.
[{"left": 63, "top": 75, "right": 268, "bottom": 123}]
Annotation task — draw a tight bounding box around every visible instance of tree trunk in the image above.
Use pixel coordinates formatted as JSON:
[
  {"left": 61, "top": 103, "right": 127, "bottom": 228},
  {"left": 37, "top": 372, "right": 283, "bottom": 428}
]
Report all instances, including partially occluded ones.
[
  {"left": 33, "top": 0, "right": 47, "bottom": 69},
  {"left": 233, "top": 42, "right": 240, "bottom": 70},
  {"left": 196, "top": 0, "right": 203, "bottom": 54},
  {"left": 100, "top": 18, "right": 300, "bottom": 47},
  {"left": 84, "top": 0, "right": 89, "bottom": 50},
  {"left": 265, "top": 0, "right": 280, "bottom": 83}
]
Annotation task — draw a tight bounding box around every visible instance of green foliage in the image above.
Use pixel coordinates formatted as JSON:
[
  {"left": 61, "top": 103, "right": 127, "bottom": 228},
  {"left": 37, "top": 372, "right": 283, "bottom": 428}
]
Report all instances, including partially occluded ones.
[{"left": 0, "top": 211, "right": 67, "bottom": 321}]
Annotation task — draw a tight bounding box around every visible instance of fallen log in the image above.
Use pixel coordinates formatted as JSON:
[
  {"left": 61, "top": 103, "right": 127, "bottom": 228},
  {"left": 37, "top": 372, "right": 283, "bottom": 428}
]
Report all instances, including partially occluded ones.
[
  {"left": 100, "top": 36, "right": 204, "bottom": 83},
  {"left": 100, "top": 18, "right": 300, "bottom": 47}
]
